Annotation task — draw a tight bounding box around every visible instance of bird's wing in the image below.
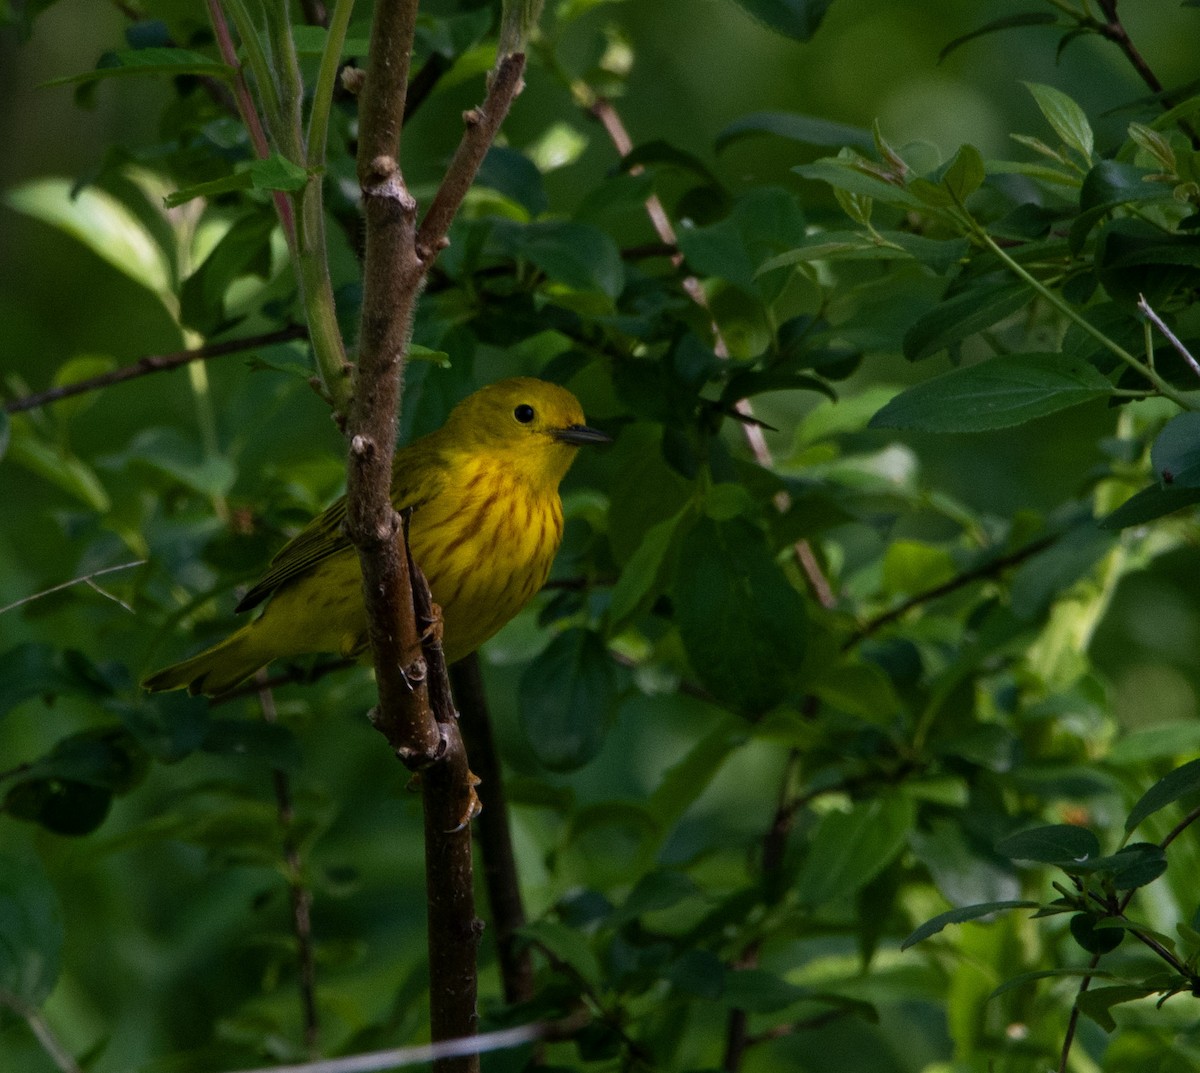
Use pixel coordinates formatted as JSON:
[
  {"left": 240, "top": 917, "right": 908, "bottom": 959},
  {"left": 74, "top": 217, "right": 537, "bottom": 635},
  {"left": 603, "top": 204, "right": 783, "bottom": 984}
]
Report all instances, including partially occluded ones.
[{"left": 234, "top": 453, "right": 444, "bottom": 613}]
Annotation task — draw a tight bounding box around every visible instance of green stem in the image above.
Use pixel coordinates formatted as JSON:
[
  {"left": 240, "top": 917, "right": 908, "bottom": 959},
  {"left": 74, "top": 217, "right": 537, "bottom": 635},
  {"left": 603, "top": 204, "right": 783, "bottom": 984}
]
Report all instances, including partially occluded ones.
[
  {"left": 976, "top": 229, "right": 1198, "bottom": 411},
  {"left": 262, "top": 0, "right": 306, "bottom": 160},
  {"left": 308, "top": 0, "right": 356, "bottom": 168},
  {"left": 222, "top": 0, "right": 286, "bottom": 139}
]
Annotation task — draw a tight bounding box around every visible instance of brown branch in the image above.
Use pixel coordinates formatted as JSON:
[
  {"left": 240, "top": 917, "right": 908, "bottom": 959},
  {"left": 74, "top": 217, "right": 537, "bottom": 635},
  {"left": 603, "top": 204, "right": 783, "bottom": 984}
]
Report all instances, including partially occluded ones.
[
  {"left": 845, "top": 535, "right": 1058, "bottom": 649},
  {"left": 416, "top": 54, "right": 527, "bottom": 259},
  {"left": 258, "top": 675, "right": 320, "bottom": 1054},
  {"left": 588, "top": 97, "right": 836, "bottom": 609},
  {"left": 3, "top": 326, "right": 307, "bottom": 414},
  {"left": 451, "top": 654, "right": 535, "bottom": 1005}
]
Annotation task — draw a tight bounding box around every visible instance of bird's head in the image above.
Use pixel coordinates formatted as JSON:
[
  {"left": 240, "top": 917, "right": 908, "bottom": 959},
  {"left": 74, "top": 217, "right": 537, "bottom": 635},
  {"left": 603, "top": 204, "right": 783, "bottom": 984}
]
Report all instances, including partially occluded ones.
[{"left": 446, "top": 377, "right": 610, "bottom": 490}]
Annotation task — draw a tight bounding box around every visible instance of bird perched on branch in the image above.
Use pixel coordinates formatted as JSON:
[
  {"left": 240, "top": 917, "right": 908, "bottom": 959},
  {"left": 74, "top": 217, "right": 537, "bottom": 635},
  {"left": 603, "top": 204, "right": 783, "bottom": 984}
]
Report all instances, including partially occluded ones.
[{"left": 143, "top": 377, "right": 609, "bottom": 696}]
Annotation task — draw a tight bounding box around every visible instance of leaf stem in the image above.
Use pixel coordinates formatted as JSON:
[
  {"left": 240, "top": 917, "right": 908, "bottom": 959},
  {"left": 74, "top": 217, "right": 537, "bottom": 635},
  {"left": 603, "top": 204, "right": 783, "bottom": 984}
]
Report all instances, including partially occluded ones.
[
  {"left": 975, "top": 228, "right": 1198, "bottom": 410},
  {"left": 307, "top": 0, "right": 355, "bottom": 170}
]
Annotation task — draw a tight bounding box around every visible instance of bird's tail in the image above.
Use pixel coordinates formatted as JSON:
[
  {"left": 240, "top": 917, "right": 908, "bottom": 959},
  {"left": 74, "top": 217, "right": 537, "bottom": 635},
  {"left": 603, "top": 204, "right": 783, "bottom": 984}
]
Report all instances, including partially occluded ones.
[{"left": 142, "top": 624, "right": 268, "bottom": 696}]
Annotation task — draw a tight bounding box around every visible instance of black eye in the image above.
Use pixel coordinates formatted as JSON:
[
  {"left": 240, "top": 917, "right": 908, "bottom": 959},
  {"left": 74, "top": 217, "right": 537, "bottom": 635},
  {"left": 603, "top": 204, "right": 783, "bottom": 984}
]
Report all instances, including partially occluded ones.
[{"left": 514, "top": 404, "right": 535, "bottom": 424}]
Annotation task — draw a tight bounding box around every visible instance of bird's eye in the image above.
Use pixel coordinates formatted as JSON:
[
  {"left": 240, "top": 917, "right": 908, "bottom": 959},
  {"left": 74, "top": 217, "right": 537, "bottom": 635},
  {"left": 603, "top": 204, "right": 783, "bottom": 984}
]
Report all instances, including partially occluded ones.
[{"left": 514, "top": 404, "right": 536, "bottom": 424}]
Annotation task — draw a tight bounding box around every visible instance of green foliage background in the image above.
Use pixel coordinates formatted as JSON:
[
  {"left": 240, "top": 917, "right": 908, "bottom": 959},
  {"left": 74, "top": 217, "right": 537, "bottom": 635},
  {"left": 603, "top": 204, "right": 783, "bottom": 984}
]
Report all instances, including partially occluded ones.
[{"left": 3, "top": 1, "right": 1200, "bottom": 1072}]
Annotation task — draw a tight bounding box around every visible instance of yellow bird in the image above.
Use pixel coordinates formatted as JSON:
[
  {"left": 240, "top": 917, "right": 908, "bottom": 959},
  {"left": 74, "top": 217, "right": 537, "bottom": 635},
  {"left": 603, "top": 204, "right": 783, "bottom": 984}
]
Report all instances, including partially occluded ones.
[{"left": 143, "top": 378, "right": 609, "bottom": 696}]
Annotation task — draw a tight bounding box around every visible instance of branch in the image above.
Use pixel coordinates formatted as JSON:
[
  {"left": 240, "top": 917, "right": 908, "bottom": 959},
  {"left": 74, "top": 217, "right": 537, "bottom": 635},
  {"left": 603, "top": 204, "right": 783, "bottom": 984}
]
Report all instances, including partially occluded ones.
[
  {"left": 0, "top": 990, "right": 83, "bottom": 1073},
  {"left": 416, "top": 53, "right": 527, "bottom": 258},
  {"left": 845, "top": 535, "right": 1058, "bottom": 648},
  {"left": 1138, "top": 293, "right": 1200, "bottom": 383},
  {"left": 3, "top": 326, "right": 306, "bottom": 414},
  {"left": 0, "top": 560, "right": 145, "bottom": 616},
  {"left": 258, "top": 675, "right": 320, "bottom": 1053},
  {"left": 451, "top": 654, "right": 535, "bottom": 1005}
]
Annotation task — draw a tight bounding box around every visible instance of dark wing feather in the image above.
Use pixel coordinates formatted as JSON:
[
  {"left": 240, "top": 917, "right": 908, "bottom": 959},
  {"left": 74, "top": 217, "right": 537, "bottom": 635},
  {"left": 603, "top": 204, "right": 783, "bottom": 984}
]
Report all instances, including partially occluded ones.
[{"left": 234, "top": 452, "right": 444, "bottom": 613}]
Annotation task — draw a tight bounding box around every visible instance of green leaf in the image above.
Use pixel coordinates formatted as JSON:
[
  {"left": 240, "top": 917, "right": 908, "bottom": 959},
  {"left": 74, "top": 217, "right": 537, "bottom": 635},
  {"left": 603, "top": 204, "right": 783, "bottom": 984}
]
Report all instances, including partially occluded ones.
[
  {"left": 672, "top": 515, "right": 807, "bottom": 713},
  {"left": 5, "top": 177, "right": 172, "bottom": 299},
  {"left": 716, "top": 111, "right": 873, "bottom": 153},
  {"left": 41, "top": 47, "right": 234, "bottom": 88},
  {"left": 1075, "top": 985, "right": 1156, "bottom": 1034},
  {"left": 180, "top": 211, "right": 276, "bottom": 334},
  {"left": 938, "top": 12, "right": 1059, "bottom": 62},
  {"left": 518, "top": 919, "right": 603, "bottom": 988},
  {"left": 940, "top": 143, "right": 986, "bottom": 203},
  {"left": 722, "top": 968, "right": 811, "bottom": 1012},
  {"left": 1126, "top": 758, "right": 1200, "bottom": 834},
  {"left": 502, "top": 220, "right": 625, "bottom": 299},
  {"left": 1099, "top": 482, "right": 1200, "bottom": 529},
  {"left": 6, "top": 423, "right": 111, "bottom": 510},
  {"left": 794, "top": 157, "right": 926, "bottom": 211},
  {"left": 0, "top": 644, "right": 112, "bottom": 717},
  {"left": 519, "top": 629, "right": 618, "bottom": 771},
  {"left": 0, "top": 852, "right": 63, "bottom": 1004},
  {"left": 795, "top": 796, "right": 915, "bottom": 906},
  {"left": 615, "top": 870, "right": 701, "bottom": 924},
  {"left": 995, "top": 823, "right": 1101, "bottom": 864},
  {"left": 608, "top": 503, "right": 691, "bottom": 629},
  {"left": 647, "top": 715, "right": 743, "bottom": 831},
  {"left": 5, "top": 778, "right": 113, "bottom": 835},
  {"left": 1071, "top": 912, "right": 1124, "bottom": 955},
  {"left": 726, "top": 0, "right": 835, "bottom": 41},
  {"left": 1024, "top": 81, "right": 1094, "bottom": 162},
  {"left": 811, "top": 660, "right": 902, "bottom": 724},
  {"left": 18, "top": 728, "right": 146, "bottom": 792},
  {"left": 1151, "top": 412, "right": 1200, "bottom": 488},
  {"left": 902, "top": 281, "right": 1030, "bottom": 361},
  {"left": 870, "top": 353, "right": 1112, "bottom": 432},
  {"left": 901, "top": 900, "right": 1039, "bottom": 950},
  {"left": 201, "top": 720, "right": 302, "bottom": 773}
]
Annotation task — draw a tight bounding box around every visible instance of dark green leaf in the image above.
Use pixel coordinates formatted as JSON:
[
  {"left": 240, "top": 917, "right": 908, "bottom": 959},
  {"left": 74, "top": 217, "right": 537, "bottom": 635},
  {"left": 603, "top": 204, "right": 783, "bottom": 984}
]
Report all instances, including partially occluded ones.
[
  {"left": 938, "top": 12, "right": 1059, "bottom": 62},
  {"left": 201, "top": 719, "right": 303, "bottom": 773},
  {"left": 902, "top": 281, "right": 1030, "bottom": 360},
  {"left": 940, "top": 144, "right": 986, "bottom": 203},
  {"left": 795, "top": 796, "right": 914, "bottom": 906},
  {"left": 517, "top": 919, "right": 603, "bottom": 988},
  {"left": 503, "top": 220, "right": 625, "bottom": 299},
  {"left": 180, "top": 211, "right": 276, "bottom": 334},
  {"left": 727, "top": 0, "right": 835, "bottom": 42},
  {"left": 0, "top": 643, "right": 113, "bottom": 716},
  {"left": 1071, "top": 913, "right": 1124, "bottom": 954},
  {"left": 19, "top": 728, "right": 147, "bottom": 792},
  {"left": 901, "top": 900, "right": 1039, "bottom": 950},
  {"left": 615, "top": 870, "right": 701, "bottom": 924},
  {"left": 1126, "top": 758, "right": 1200, "bottom": 834},
  {"left": 247, "top": 153, "right": 309, "bottom": 193},
  {"left": 871, "top": 353, "right": 1111, "bottom": 432},
  {"left": 41, "top": 47, "right": 233, "bottom": 88},
  {"left": 1024, "top": 81, "right": 1094, "bottom": 161},
  {"left": 723, "top": 968, "right": 811, "bottom": 1012},
  {"left": 477, "top": 146, "right": 547, "bottom": 216},
  {"left": 1075, "top": 985, "right": 1156, "bottom": 1033},
  {"left": 519, "top": 629, "right": 618, "bottom": 771},
  {"left": 608, "top": 504, "right": 691, "bottom": 628},
  {"left": 1151, "top": 412, "right": 1200, "bottom": 488},
  {"left": 620, "top": 140, "right": 724, "bottom": 187},
  {"left": 794, "top": 158, "right": 926, "bottom": 211},
  {"left": 716, "top": 111, "right": 873, "bottom": 153},
  {"left": 0, "top": 852, "right": 63, "bottom": 1003},
  {"left": 995, "top": 823, "right": 1101, "bottom": 864},
  {"left": 1099, "top": 482, "right": 1200, "bottom": 529},
  {"left": 667, "top": 949, "right": 726, "bottom": 999},
  {"left": 672, "top": 515, "right": 807, "bottom": 713},
  {"left": 5, "top": 778, "right": 113, "bottom": 835}
]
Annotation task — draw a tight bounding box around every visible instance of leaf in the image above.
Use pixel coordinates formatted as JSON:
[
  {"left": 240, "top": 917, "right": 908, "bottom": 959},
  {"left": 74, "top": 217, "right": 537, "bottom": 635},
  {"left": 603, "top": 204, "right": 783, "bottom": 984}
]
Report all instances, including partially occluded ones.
[
  {"left": 937, "top": 12, "right": 1059, "bottom": 62},
  {"left": 1151, "top": 412, "right": 1200, "bottom": 488},
  {"left": 671, "top": 515, "right": 807, "bottom": 714},
  {"left": 517, "top": 919, "right": 603, "bottom": 988},
  {"left": 1075, "top": 985, "right": 1155, "bottom": 1033},
  {"left": 722, "top": 968, "right": 811, "bottom": 1012},
  {"left": 1070, "top": 912, "right": 1124, "bottom": 954},
  {"left": 1125, "top": 758, "right": 1200, "bottom": 834},
  {"left": 716, "top": 111, "right": 873, "bottom": 153},
  {"left": 6, "top": 421, "right": 110, "bottom": 510},
  {"left": 940, "top": 143, "right": 986, "bottom": 203},
  {"left": 995, "top": 823, "right": 1101, "bottom": 864},
  {"left": 608, "top": 503, "right": 691, "bottom": 628},
  {"left": 614, "top": 870, "right": 701, "bottom": 924},
  {"left": 519, "top": 629, "right": 618, "bottom": 771},
  {"left": 5, "top": 177, "right": 172, "bottom": 299},
  {"left": 902, "top": 281, "right": 1030, "bottom": 360},
  {"left": 180, "top": 211, "right": 276, "bottom": 334},
  {"left": 795, "top": 796, "right": 915, "bottom": 906},
  {"left": 726, "top": 0, "right": 835, "bottom": 42},
  {"left": 1099, "top": 482, "right": 1200, "bottom": 529},
  {"left": 870, "top": 353, "right": 1112, "bottom": 432},
  {"left": 201, "top": 720, "right": 302, "bottom": 773},
  {"left": 494, "top": 220, "right": 624, "bottom": 299},
  {"left": 647, "top": 715, "right": 743, "bottom": 831},
  {"left": 41, "top": 47, "right": 234, "bottom": 88},
  {"left": 1024, "top": 81, "right": 1094, "bottom": 162},
  {"left": 794, "top": 158, "right": 926, "bottom": 211},
  {"left": 901, "top": 900, "right": 1039, "bottom": 950},
  {"left": 477, "top": 146, "right": 547, "bottom": 217},
  {"left": 811, "top": 660, "right": 902, "bottom": 724},
  {"left": 4, "top": 778, "right": 113, "bottom": 835},
  {"left": 0, "top": 852, "right": 63, "bottom": 1004}
]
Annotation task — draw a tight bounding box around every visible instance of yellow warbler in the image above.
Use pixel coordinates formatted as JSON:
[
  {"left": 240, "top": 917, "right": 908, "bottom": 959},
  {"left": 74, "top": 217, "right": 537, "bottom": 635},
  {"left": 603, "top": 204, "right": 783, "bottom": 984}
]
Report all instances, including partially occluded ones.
[{"left": 143, "top": 378, "right": 609, "bottom": 696}]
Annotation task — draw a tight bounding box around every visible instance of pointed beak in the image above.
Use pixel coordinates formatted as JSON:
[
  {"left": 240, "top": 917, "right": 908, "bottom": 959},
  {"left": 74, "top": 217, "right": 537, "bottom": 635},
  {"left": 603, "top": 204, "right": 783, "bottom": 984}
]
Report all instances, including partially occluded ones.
[{"left": 552, "top": 423, "right": 612, "bottom": 447}]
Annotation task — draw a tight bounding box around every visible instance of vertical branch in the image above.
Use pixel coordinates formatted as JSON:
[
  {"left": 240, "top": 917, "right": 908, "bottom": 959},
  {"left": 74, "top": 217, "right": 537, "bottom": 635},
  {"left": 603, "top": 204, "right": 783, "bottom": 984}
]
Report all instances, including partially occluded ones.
[
  {"left": 258, "top": 676, "right": 320, "bottom": 1054},
  {"left": 451, "top": 654, "right": 535, "bottom": 1005}
]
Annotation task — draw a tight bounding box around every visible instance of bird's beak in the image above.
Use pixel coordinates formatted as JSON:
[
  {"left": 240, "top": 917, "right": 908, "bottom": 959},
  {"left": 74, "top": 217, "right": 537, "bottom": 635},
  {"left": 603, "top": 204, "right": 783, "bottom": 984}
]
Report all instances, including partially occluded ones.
[{"left": 552, "top": 423, "right": 612, "bottom": 446}]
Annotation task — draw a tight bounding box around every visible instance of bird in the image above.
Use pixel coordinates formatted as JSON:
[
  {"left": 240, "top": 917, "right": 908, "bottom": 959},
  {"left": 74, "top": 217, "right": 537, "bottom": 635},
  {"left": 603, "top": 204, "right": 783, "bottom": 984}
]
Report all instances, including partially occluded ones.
[{"left": 142, "top": 377, "right": 610, "bottom": 696}]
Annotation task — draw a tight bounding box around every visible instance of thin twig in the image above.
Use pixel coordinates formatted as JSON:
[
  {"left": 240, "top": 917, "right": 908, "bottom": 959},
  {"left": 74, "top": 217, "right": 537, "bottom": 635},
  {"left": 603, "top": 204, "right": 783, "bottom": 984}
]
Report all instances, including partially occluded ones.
[
  {"left": 588, "top": 97, "right": 836, "bottom": 608},
  {"left": 211, "top": 1011, "right": 590, "bottom": 1073},
  {"left": 0, "top": 561, "right": 145, "bottom": 616},
  {"left": 1058, "top": 953, "right": 1101, "bottom": 1073},
  {"left": 845, "top": 535, "right": 1058, "bottom": 649},
  {"left": 0, "top": 990, "right": 83, "bottom": 1073},
  {"left": 3, "top": 326, "right": 307, "bottom": 414},
  {"left": 1138, "top": 293, "right": 1200, "bottom": 383},
  {"left": 258, "top": 673, "right": 320, "bottom": 1054}
]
